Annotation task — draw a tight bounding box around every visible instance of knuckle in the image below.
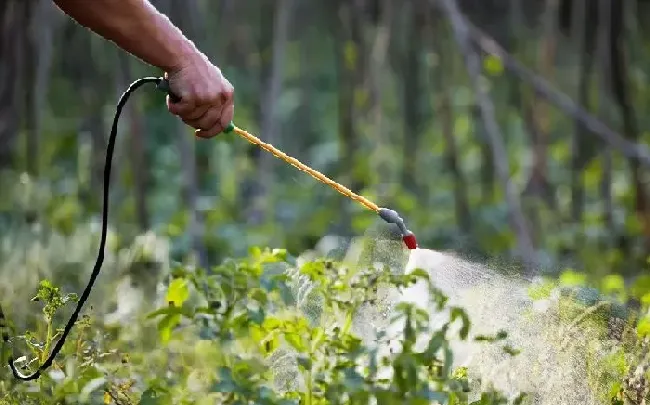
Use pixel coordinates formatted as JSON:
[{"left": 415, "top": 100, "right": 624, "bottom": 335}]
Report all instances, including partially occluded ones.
[
  {"left": 206, "top": 105, "right": 221, "bottom": 117},
  {"left": 199, "top": 110, "right": 220, "bottom": 130},
  {"left": 189, "top": 109, "right": 204, "bottom": 121},
  {"left": 195, "top": 91, "right": 211, "bottom": 105},
  {"left": 220, "top": 91, "right": 234, "bottom": 105},
  {"left": 169, "top": 104, "right": 187, "bottom": 116}
]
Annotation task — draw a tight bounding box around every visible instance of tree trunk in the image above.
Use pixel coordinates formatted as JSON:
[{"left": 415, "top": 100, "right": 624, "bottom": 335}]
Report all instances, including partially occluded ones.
[
  {"left": 441, "top": 0, "right": 537, "bottom": 269},
  {"left": 401, "top": 0, "right": 423, "bottom": 195},
  {"left": 432, "top": 21, "right": 471, "bottom": 234},
  {"left": 118, "top": 52, "right": 150, "bottom": 231},
  {"left": 473, "top": 104, "right": 495, "bottom": 204},
  {"left": 608, "top": 2, "right": 650, "bottom": 251},
  {"left": 249, "top": 0, "right": 293, "bottom": 225},
  {"left": 368, "top": 0, "right": 392, "bottom": 200},
  {"left": 570, "top": 0, "right": 591, "bottom": 222},
  {"left": 334, "top": 0, "right": 366, "bottom": 234},
  {"left": 293, "top": 5, "right": 315, "bottom": 159},
  {"left": 596, "top": 0, "right": 614, "bottom": 233},
  {"left": 522, "top": 0, "right": 557, "bottom": 207},
  {"left": 21, "top": 0, "right": 58, "bottom": 178},
  {"left": 0, "top": 0, "right": 33, "bottom": 170}
]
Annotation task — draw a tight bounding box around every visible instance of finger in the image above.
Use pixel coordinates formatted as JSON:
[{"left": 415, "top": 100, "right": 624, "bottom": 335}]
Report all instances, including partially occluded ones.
[
  {"left": 195, "top": 106, "right": 224, "bottom": 138},
  {"left": 195, "top": 121, "right": 224, "bottom": 139},
  {"left": 185, "top": 105, "right": 221, "bottom": 131},
  {"left": 194, "top": 119, "right": 224, "bottom": 138},
  {"left": 219, "top": 83, "right": 235, "bottom": 125},
  {"left": 182, "top": 104, "right": 210, "bottom": 122},
  {"left": 167, "top": 96, "right": 195, "bottom": 116},
  {"left": 221, "top": 78, "right": 235, "bottom": 102},
  {"left": 220, "top": 102, "right": 234, "bottom": 129}
]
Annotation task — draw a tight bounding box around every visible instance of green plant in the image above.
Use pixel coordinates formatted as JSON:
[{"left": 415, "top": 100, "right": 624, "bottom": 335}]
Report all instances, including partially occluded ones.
[{"left": 0, "top": 245, "right": 525, "bottom": 404}]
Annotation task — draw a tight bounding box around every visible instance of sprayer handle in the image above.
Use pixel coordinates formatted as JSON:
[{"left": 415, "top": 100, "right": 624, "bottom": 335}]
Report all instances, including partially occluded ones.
[
  {"left": 156, "top": 77, "right": 235, "bottom": 134},
  {"left": 156, "top": 78, "right": 181, "bottom": 103}
]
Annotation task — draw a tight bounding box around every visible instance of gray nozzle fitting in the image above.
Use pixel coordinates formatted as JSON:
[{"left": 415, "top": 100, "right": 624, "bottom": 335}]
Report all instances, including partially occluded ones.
[{"left": 378, "top": 207, "right": 408, "bottom": 235}]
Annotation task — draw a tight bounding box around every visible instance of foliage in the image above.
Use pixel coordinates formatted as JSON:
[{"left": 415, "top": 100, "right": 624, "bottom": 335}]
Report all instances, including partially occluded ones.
[
  {"left": 3, "top": 0, "right": 650, "bottom": 403},
  {"left": 526, "top": 268, "right": 650, "bottom": 404},
  {"left": 0, "top": 240, "right": 528, "bottom": 404}
]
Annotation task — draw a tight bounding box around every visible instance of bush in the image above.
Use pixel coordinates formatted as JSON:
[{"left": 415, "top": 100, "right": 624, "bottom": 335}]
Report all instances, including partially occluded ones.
[{"left": 0, "top": 245, "right": 524, "bottom": 405}]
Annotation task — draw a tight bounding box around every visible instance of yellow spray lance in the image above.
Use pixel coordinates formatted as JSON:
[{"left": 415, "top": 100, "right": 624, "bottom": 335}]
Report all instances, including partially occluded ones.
[
  {"left": 221, "top": 123, "right": 418, "bottom": 245},
  {"left": 8, "top": 76, "right": 417, "bottom": 381}
]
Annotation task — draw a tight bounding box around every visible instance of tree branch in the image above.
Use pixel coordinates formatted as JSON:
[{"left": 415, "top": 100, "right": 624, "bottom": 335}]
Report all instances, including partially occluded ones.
[
  {"left": 437, "top": 0, "right": 537, "bottom": 269},
  {"left": 456, "top": 8, "right": 650, "bottom": 167}
]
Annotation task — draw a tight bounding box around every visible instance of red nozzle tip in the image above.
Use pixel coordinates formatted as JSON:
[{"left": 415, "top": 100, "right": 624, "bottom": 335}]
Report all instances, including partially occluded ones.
[{"left": 403, "top": 234, "right": 417, "bottom": 250}]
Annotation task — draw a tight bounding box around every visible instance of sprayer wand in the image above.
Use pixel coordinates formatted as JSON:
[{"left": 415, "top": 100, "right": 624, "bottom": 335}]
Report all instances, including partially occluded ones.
[
  {"left": 156, "top": 79, "right": 418, "bottom": 250},
  {"left": 227, "top": 121, "right": 419, "bottom": 249}
]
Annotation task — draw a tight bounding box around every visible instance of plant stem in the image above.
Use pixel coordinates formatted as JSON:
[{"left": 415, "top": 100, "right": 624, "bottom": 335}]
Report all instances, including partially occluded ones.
[
  {"left": 306, "top": 369, "right": 313, "bottom": 405},
  {"left": 42, "top": 316, "right": 53, "bottom": 364},
  {"left": 37, "top": 316, "right": 53, "bottom": 391}
]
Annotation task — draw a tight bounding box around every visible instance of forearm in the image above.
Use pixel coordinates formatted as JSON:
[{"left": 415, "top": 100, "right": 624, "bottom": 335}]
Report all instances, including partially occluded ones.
[{"left": 53, "top": 0, "right": 198, "bottom": 71}]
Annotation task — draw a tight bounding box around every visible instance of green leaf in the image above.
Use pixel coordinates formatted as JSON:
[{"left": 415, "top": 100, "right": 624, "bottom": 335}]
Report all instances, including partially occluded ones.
[
  {"left": 296, "top": 354, "right": 312, "bottom": 371},
  {"left": 637, "top": 316, "right": 650, "bottom": 338},
  {"left": 528, "top": 279, "right": 556, "bottom": 300},
  {"left": 262, "top": 316, "right": 283, "bottom": 331},
  {"left": 166, "top": 278, "right": 189, "bottom": 307},
  {"left": 483, "top": 54, "right": 503, "bottom": 75},
  {"left": 271, "top": 248, "right": 287, "bottom": 261},
  {"left": 139, "top": 388, "right": 164, "bottom": 405},
  {"left": 262, "top": 333, "right": 280, "bottom": 355},
  {"left": 249, "top": 246, "right": 262, "bottom": 258},
  {"left": 452, "top": 366, "right": 468, "bottom": 379},
  {"left": 157, "top": 312, "right": 181, "bottom": 343},
  {"left": 341, "top": 311, "right": 353, "bottom": 335},
  {"left": 284, "top": 331, "right": 307, "bottom": 352},
  {"left": 641, "top": 292, "right": 650, "bottom": 307},
  {"left": 631, "top": 275, "right": 650, "bottom": 301},
  {"left": 145, "top": 305, "right": 190, "bottom": 320},
  {"left": 450, "top": 307, "right": 471, "bottom": 340},
  {"left": 559, "top": 269, "right": 587, "bottom": 287},
  {"left": 602, "top": 274, "right": 625, "bottom": 295},
  {"left": 408, "top": 268, "right": 430, "bottom": 282},
  {"left": 503, "top": 344, "right": 521, "bottom": 356}
]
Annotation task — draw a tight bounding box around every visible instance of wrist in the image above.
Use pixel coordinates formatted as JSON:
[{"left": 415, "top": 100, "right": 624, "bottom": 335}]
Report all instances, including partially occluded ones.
[
  {"left": 163, "top": 39, "right": 201, "bottom": 73},
  {"left": 148, "top": 11, "right": 201, "bottom": 73}
]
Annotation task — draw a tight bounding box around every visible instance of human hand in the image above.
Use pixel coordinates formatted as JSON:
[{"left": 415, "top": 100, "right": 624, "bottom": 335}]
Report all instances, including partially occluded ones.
[{"left": 164, "top": 51, "right": 234, "bottom": 138}]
